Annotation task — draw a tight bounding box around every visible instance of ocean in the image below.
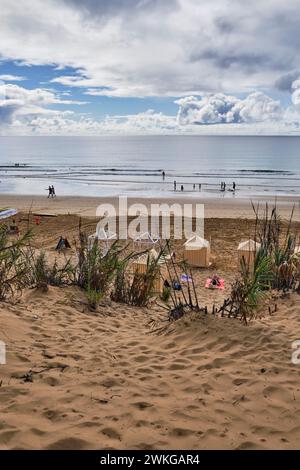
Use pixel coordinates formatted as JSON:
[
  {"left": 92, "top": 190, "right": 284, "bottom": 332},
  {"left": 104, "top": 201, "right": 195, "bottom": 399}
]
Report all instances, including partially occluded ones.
[{"left": 0, "top": 135, "right": 299, "bottom": 198}]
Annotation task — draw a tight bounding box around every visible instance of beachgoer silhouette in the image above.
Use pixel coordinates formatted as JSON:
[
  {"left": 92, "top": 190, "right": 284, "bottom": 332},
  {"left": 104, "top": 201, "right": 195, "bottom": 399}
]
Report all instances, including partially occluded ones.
[
  {"left": 162, "top": 171, "right": 165, "bottom": 180},
  {"left": 174, "top": 180, "right": 177, "bottom": 191},
  {"left": 199, "top": 183, "right": 201, "bottom": 191},
  {"left": 233, "top": 182, "right": 236, "bottom": 191},
  {"left": 47, "top": 185, "right": 52, "bottom": 198},
  {"left": 181, "top": 185, "right": 184, "bottom": 191},
  {"left": 193, "top": 184, "right": 196, "bottom": 191},
  {"left": 223, "top": 182, "right": 226, "bottom": 191},
  {"left": 51, "top": 185, "right": 56, "bottom": 198}
]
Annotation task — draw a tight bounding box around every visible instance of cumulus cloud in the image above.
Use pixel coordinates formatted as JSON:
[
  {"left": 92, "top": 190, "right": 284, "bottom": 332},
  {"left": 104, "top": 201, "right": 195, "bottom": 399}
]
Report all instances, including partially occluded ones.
[
  {"left": 0, "top": 0, "right": 300, "bottom": 97},
  {"left": 0, "top": 83, "right": 86, "bottom": 125},
  {"left": 291, "top": 79, "right": 300, "bottom": 106},
  {"left": 10, "top": 109, "right": 178, "bottom": 136},
  {"left": 275, "top": 70, "right": 300, "bottom": 92},
  {"left": 176, "top": 92, "right": 282, "bottom": 125},
  {"left": 2, "top": 80, "right": 300, "bottom": 135}
]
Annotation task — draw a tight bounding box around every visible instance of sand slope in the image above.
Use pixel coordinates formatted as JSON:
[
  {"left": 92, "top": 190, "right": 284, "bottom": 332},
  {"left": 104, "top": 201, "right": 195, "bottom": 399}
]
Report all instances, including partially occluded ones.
[{"left": 0, "top": 286, "right": 300, "bottom": 450}]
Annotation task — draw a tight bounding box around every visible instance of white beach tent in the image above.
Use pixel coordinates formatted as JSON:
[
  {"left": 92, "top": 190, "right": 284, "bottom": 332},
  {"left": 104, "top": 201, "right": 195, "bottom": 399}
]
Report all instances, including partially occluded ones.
[
  {"left": 88, "top": 228, "right": 117, "bottom": 252},
  {"left": 133, "top": 231, "right": 160, "bottom": 249},
  {"left": 237, "top": 239, "right": 261, "bottom": 269},
  {"left": 184, "top": 235, "right": 210, "bottom": 267},
  {"left": 132, "top": 248, "right": 165, "bottom": 293},
  {"left": 0, "top": 208, "right": 18, "bottom": 220}
]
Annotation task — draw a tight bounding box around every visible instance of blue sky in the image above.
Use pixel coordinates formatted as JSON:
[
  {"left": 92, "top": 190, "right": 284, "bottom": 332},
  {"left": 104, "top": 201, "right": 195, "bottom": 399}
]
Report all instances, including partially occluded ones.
[
  {"left": 0, "top": 61, "right": 179, "bottom": 118},
  {"left": 0, "top": 0, "right": 300, "bottom": 135}
]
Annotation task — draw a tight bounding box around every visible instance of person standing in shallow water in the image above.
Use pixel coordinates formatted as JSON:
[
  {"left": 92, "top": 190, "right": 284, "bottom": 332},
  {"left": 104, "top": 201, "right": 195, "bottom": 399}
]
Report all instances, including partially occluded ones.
[
  {"left": 174, "top": 180, "right": 177, "bottom": 191},
  {"left": 162, "top": 170, "right": 165, "bottom": 180},
  {"left": 233, "top": 181, "right": 236, "bottom": 191}
]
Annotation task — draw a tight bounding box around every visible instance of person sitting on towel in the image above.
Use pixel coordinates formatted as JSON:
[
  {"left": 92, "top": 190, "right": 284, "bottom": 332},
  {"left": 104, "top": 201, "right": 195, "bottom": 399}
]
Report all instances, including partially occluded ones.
[{"left": 211, "top": 274, "right": 221, "bottom": 286}]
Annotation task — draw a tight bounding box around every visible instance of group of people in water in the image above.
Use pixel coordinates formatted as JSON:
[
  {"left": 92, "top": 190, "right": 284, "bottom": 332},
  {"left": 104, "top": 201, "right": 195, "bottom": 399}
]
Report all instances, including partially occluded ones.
[
  {"left": 162, "top": 170, "right": 237, "bottom": 193},
  {"left": 173, "top": 181, "right": 202, "bottom": 192},
  {"left": 172, "top": 180, "right": 237, "bottom": 192},
  {"left": 47, "top": 185, "right": 56, "bottom": 198},
  {"left": 221, "top": 181, "right": 236, "bottom": 192}
]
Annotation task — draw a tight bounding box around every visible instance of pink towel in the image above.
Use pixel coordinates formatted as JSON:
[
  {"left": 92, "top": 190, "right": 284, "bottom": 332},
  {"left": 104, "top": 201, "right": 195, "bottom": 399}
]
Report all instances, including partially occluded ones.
[{"left": 205, "top": 278, "right": 225, "bottom": 290}]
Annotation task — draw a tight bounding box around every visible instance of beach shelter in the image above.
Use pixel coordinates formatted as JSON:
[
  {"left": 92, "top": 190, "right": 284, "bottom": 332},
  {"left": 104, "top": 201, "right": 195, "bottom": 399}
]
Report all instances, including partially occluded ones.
[
  {"left": 132, "top": 248, "right": 166, "bottom": 293},
  {"left": 88, "top": 228, "right": 117, "bottom": 251},
  {"left": 133, "top": 231, "right": 160, "bottom": 249},
  {"left": 237, "top": 239, "right": 261, "bottom": 269},
  {"left": 184, "top": 235, "right": 210, "bottom": 267}
]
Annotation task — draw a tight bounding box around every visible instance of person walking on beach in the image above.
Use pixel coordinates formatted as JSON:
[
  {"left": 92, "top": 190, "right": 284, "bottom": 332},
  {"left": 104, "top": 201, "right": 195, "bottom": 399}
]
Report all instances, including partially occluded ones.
[
  {"left": 199, "top": 183, "right": 201, "bottom": 191},
  {"left": 232, "top": 181, "right": 236, "bottom": 191},
  {"left": 220, "top": 181, "right": 223, "bottom": 191},
  {"left": 51, "top": 185, "right": 56, "bottom": 198},
  {"left": 181, "top": 185, "right": 184, "bottom": 192},
  {"left": 174, "top": 180, "right": 177, "bottom": 191},
  {"left": 47, "top": 185, "right": 52, "bottom": 198},
  {"left": 193, "top": 183, "right": 196, "bottom": 191},
  {"left": 162, "top": 170, "right": 165, "bottom": 180}
]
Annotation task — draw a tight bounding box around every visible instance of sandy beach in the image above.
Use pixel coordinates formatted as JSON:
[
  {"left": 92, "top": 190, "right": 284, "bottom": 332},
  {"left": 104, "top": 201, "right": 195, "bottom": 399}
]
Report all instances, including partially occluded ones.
[
  {"left": 0, "top": 194, "right": 299, "bottom": 220},
  {"left": 2, "top": 0, "right": 300, "bottom": 458},
  {"left": 0, "top": 204, "right": 299, "bottom": 450}
]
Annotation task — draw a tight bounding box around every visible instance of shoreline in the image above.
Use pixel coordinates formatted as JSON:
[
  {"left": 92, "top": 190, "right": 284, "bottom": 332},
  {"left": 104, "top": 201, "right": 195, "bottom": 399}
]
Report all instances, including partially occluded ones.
[{"left": 0, "top": 193, "right": 299, "bottom": 220}]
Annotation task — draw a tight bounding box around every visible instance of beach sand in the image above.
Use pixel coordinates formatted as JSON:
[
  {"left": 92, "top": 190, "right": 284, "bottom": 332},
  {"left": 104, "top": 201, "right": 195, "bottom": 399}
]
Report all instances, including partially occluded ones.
[
  {"left": 0, "top": 200, "right": 300, "bottom": 450},
  {"left": 0, "top": 193, "right": 300, "bottom": 219}
]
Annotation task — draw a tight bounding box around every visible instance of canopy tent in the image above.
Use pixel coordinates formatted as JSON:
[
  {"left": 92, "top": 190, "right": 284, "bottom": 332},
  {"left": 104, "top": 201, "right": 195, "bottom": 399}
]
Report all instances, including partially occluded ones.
[
  {"left": 237, "top": 239, "right": 261, "bottom": 252},
  {"left": 237, "top": 239, "right": 261, "bottom": 269},
  {"left": 0, "top": 208, "right": 18, "bottom": 220},
  {"left": 184, "top": 235, "right": 210, "bottom": 250},
  {"left": 133, "top": 231, "right": 160, "bottom": 248},
  {"left": 132, "top": 248, "right": 166, "bottom": 293},
  {"left": 88, "top": 228, "right": 117, "bottom": 252},
  {"left": 135, "top": 248, "right": 166, "bottom": 266},
  {"left": 184, "top": 235, "right": 210, "bottom": 267}
]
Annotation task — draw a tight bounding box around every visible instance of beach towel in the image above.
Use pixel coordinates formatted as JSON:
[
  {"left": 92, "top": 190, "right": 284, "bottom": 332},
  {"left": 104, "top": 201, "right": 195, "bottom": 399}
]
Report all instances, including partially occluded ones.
[
  {"left": 181, "top": 274, "right": 193, "bottom": 283},
  {"left": 205, "top": 277, "right": 225, "bottom": 290}
]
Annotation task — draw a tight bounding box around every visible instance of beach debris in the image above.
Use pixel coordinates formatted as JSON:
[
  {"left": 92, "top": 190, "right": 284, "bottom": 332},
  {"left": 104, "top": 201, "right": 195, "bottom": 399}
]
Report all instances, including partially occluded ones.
[{"left": 56, "top": 236, "right": 71, "bottom": 251}]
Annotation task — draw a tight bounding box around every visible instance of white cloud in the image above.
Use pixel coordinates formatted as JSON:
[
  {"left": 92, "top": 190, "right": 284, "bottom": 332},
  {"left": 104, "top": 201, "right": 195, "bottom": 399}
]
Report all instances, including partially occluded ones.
[
  {"left": 0, "top": 83, "right": 87, "bottom": 125},
  {"left": 0, "top": 74, "right": 26, "bottom": 81},
  {"left": 2, "top": 94, "right": 300, "bottom": 136},
  {"left": 176, "top": 92, "right": 282, "bottom": 125},
  {"left": 291, "top": 79, "right": 300, "bottom": 106},
  {"left": 0, "top": 0, "right": 300, "bottom": 98}
]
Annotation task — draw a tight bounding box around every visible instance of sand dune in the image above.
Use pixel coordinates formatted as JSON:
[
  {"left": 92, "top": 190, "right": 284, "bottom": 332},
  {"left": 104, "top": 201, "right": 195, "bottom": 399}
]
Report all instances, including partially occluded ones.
[{"left": 0, "top": 284, "right": 300, "bottom": 450}]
